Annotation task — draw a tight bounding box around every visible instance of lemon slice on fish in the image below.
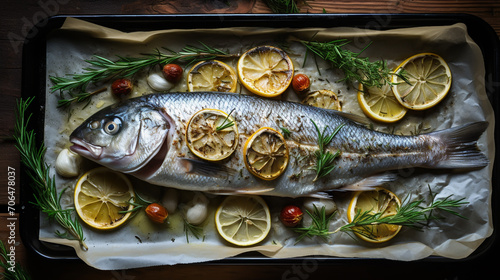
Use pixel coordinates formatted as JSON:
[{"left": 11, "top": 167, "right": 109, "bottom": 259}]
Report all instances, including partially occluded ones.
[
  {"left": 237, "top": 45, "right": 294, "bottom": 98},
  {"left": 74, "top": 167, "right": 135, "bottom": 230},
  {"left": 347, "top": 187, "right": 402, "bottom": 243},
  {"left": 215, "top": 195, "right": 271, "bottom": 246},
  {"left": 187, "top": 60, "right": 238, "bottom": 92},
  {"left": 358, "top": 82, "right": 407, "bottom": 123},
  {"left": 186, "top": 108, "right": 239, "bottom": 161},
  {"left": 243, "top": 127, "right": 289, "bottom": 181},
  {"left": 391, "top": 53, "right": 452, "bottom": 110},
  {"left": 303, "top": 89, "right": 342, "bottom": 111}
]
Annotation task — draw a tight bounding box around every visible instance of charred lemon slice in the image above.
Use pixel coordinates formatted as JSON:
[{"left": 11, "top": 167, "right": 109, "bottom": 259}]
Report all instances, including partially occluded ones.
[
  {"left": 358, "top": 83, "right": 407, "bottom": 123},
  {"left": 215, "top": 195, "right": 271, "bottom": 246},
  {"left": 237, "top": 45, "right": 294, "bottom": 98},
  {"left": 243, "top": 127, "right": 289, "bottom": 180},
  {"left": 74, "top": 167, "right": 135, "bottom": 230},
  {"left": 186, "top": 108, "right": 239, "bottom": 161},
  {"left": 347, "top": 187, "right": 402, "bottom": 243},
  {"left": 187, "top": 60, "right": 238, "bottom": 92},
  {"left": 303, "top": 89, "right": 342, "bottom": 111},
  {"left": 391, "top": 53, "right": 452, "bottom": 110}
]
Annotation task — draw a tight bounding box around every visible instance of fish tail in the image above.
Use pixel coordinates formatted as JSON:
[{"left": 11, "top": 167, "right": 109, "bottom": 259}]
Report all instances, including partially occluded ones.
[{"left": 430, "top": 121, "right": 489, "bottom": 169}]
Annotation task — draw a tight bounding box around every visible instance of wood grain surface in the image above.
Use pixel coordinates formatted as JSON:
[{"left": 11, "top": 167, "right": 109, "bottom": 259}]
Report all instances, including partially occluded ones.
[{"left": 1, "top": 0, "right": 499, "bottom": 279}]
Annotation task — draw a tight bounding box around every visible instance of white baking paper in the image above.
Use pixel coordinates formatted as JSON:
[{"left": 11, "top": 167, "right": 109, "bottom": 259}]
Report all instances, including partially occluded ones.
[{"left": 39, "top": 17, "right": 494, "bottom": 270}]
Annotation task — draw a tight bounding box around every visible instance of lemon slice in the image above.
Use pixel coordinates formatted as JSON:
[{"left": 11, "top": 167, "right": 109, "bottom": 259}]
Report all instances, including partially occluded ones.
[
  {"left": 347, "top": 187, "right": 402, "bottom": 243},
  {"left": 303, "top": 89, "right": 342, "bottom": 111},
  {"left": 358, "top": 83, "right": 408, "bottom": 123},
  {"left": 243, "top": 127, "right": 289, "bottom": 180},
  {"left": 237, "top": 45, "right": 294, "bottom": 98},
  {"left": 74, "top": 167, "right": 135, "bottom": 230},
  {"left": 215, "top": 195, "right": 271, "bottom": 246},
  {"left": 186, "top": 108, "right": 239, "bottom": 161},
  {"left": 187, "top": 60, "right": 237, "bottom": 92},
  {"left": 391, "top": 53, "right": 452, "bottom": 110}
]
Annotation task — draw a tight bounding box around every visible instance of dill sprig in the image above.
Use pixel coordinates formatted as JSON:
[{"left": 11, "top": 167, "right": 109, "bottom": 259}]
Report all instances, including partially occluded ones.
[
  {"left": 294, "top": 205, "right": 337, "bottom": 244},
  {"left": 301, "top": 39, "right": 405, "bottom": 88},
  {"left": 311, "top": 120, "right": 344, "bottom": 181},
  {"left": 13, "top": 97, "right": 87, "bottom": 250},
  {"left": 263, "top": 0, "right": 303, "bottom": 13},
  {"left": 0, "top": 241, "right": 31, "bottom": 280},
  {"left": 50, "top": 42, "right": 237, "bottom": 97}
]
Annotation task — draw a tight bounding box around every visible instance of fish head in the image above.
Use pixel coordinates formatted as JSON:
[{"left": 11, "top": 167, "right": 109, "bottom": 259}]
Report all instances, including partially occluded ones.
[{"left": 70, "top": 98, "right": 172, "bottom": 174}]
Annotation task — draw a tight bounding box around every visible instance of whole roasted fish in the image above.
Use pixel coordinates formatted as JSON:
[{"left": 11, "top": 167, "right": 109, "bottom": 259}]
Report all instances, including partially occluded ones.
[{"left": 69, "top": 92, "right": 488, "bottom": 197}]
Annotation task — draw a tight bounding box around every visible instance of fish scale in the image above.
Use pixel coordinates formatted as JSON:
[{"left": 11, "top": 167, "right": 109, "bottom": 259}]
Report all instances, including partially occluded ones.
[{"left": 69, "top": 92, "right": 488, "bottom": 197}]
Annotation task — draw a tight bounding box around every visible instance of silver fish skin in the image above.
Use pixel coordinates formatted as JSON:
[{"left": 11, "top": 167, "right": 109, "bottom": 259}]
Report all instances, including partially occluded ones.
[{"left": 69, "top": 92, "right": 488, "bottom": 197}]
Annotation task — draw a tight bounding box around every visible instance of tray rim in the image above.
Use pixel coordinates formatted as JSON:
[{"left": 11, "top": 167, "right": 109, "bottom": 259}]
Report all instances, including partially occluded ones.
[{"left": 19, "top": 13, "right": 499, "bottom": 264}]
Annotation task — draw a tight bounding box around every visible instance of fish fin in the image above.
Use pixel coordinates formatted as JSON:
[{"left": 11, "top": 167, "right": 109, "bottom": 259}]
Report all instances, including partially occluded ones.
[
  {"left": 208, "top": 187, "right": 275, "bottom": 195},
  {"left": 333, "top": 111, "right": 370, "bottom": 126},
  {"left": 338, "top": 173, "right": 397, "bottom": 191},
  {"left": 429, "top": 121, "right": 489, "bottom": 169},
  {"left": 307, "top": 192, "right": 333, "bottom": 199},
  {"left": 179, "top": 158, "right": 236, "bottom": 178}
]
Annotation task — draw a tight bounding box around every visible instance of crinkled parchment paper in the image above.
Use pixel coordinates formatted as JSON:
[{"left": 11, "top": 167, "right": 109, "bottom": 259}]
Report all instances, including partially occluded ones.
[{"left": 40, "top": 17, "right": 494, "bottom": 270}]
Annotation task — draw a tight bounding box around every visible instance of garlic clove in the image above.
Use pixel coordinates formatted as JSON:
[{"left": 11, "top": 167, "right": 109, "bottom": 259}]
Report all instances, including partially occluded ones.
[
  {"left": 185, "top": 192, "right": 209, "bottom": 225},
  {"left": 147, "top": 73, "right": 174, "bottom": 91},
  {"left": 55, "top": 148, "right": 82, "bottom": 177},
  {"left": 185, "top": 203, "right": 208, "bottom": 225},
  {"left": 303, "top": 197, "right": 337, "bottom": 216},
  {"left": 161, "top": 188, "right": 179, "bottom": 214}
]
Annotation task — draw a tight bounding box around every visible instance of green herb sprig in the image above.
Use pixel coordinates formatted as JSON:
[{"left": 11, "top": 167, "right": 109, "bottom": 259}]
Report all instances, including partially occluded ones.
[
  {"left": 301, "top": 39, "right": 408, "bottom": 88},
  {"left": 51, "top": 42, "right": 238, "bottom": 105},
  {"left": 216, "top": 108, "right": 235, "bottom": 131},
  {"left": 293, "top": 189, "right": 469, "bottom": 243},
  {"left": 14, "top": 97, "right": 87, "bottom": 250},
  {"left": 311, "top": 120, "right": 344, "bottom": 181},
  {"left": 263, "top": 0, "right": 302, "bottom": 13},
  {"left": 56, "top": 87, "right": 107, "bottom": 108},
  {"left": 119, "top": 192, "right": 153, "bottom": 216},
  {"left": 183, "top": 219, "right": 205, "bottom": 243},
  {"left": 0, "top": 240, "right": 31, "bottom": 280},
  {"left": 294, "top": 205, "right": 337, "bottom": 244}
]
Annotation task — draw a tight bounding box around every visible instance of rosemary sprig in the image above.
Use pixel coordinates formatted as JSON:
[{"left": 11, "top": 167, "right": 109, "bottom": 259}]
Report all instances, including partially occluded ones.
[
  {"left": 50, "top": 42, "right": 237, "bottom": 95},
  {"left": 216, "top": 108, "right": 235, "bottom": 131},
  {"left": 263, "top": 0, "right": 302, "bottom": 13},
  {"left": 280, "top": 127, "right": 291, "bottom": 139},
  {"left": 294, "top": 205, "right": 336, "bottom": 244},
  {"left": 0, "top": 241, "right": 31, "bottom": 280},
  {"left": 301, "top": 39, "right": 404, "bottom": 88},
  {"left": 57, "top": 87, "right": 107, "bottom": 108},
  {"left": 311, "top": 120, "right": 344, "bottom": 181},
  {"left": 183, "top": 219, "right": 205, "bottom": 243},
  {"left": 336, "top": 194, "right": 468, "bottom": 240},
  {"left": 293, "top": 189, "right": 469, "bottom": 243},
  {"left": 119, "top": 192, "right": 153, "bottom": 216},
  {"left": 13, "top": 97, "right": 87, "bottom": 250}
]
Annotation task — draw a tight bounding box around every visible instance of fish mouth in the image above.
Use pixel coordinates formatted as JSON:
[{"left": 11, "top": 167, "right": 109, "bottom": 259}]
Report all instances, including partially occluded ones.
[{"left": 70, "top": 137, "right": 103, "bottom": 159}]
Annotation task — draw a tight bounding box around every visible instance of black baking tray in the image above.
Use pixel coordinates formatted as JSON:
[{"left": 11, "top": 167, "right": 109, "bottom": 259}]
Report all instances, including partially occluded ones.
[{"left": 20, "top": 14, "right": 499, "bottom": 265}]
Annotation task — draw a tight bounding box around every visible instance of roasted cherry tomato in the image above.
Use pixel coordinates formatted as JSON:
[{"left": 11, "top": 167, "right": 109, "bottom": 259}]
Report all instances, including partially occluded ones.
[
  {"left": 111, "top": 78, "right": 133, "bottom": 97},
  {"left": 280, "top": 205, "right": 303, "bottom": 227},
  {"left": 145, "top": 203, "right": 168, "bottom": 224}
]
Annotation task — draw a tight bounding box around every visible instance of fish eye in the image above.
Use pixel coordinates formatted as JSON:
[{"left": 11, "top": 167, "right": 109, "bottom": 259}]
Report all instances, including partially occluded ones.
[
  {"left": 104, "top": 118, "right": 122, "bottom": 135},
  {"left": 90, "top": 121, "right": 101, "bottom": 129}
]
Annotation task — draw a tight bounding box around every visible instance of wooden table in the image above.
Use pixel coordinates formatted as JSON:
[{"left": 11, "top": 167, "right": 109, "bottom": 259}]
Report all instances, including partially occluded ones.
[{"left": 1, "top": 0, "right": 499, "bottom": 278}]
